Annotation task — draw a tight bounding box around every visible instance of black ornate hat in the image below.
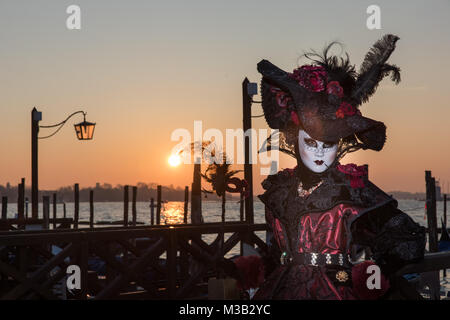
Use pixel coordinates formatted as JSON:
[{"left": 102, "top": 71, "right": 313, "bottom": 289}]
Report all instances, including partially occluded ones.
[{"left": 258, "top": 34, "right": 401, "bottom": 152}]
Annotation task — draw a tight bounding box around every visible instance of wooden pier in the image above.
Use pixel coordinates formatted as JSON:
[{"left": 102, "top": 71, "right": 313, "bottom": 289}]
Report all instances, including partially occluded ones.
[
  {"left": 0, "top": 171, "right": 450, "bottom": 300},
  {"left": 0, "top": 222, "right": 266, "bottom": 300}
]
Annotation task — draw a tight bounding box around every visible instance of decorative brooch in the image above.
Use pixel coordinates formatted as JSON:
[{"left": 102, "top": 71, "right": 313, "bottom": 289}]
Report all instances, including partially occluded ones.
[
  {"left": 297, "top": 180, "right": 323, "bottom": 198},
  {"left": 336, "top": 270, "right": 349, "bottom": 283}
]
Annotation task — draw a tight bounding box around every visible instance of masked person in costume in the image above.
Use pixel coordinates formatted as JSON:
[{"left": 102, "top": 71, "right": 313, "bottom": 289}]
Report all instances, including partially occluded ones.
[{"left": 227, "top": 34, "right": 426, "bottom": 300}]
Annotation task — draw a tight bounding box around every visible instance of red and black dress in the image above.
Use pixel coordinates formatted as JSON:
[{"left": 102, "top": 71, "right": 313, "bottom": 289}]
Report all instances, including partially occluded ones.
[{"left": 251, "top": 163, "right": 426, "bottom": 300}]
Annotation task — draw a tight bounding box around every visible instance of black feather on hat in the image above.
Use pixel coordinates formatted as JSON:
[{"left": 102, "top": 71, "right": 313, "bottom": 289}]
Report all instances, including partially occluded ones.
[{"left": 258, "top": 34, "right": 400, "bottom": 154}]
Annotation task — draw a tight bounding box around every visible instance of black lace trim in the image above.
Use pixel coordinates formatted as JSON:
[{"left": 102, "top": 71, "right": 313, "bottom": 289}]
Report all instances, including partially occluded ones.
[
  {"left": 259, "top": 165, "right": 426, "bottom": 282},
  {"left": 258, "top": 165, "right": 394, "bottom": 223},
  {"left": 258, "top": 165, "right": 397, "bottom": 256}
]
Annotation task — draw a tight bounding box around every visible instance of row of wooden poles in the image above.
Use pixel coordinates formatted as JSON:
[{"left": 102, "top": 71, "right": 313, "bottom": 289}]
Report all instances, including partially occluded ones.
[
  {"left": 1, "top": 178, "right": 29, "bottom": 221},
  {"left": 1, "top": 178, "right": 191, "bottom": 229}
]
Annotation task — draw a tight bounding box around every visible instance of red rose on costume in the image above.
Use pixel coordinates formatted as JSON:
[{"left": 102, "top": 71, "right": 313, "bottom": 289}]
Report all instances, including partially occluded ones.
[
  {"left": 289, "top": 65, "right": 327, "bottom": 92},
  {"left": 326, "top": 81, "right": 344, "bottom": 98},
  {"left": 335, "top": 101, "right": 361, "bottom": 119},
  {"left": 352, "top": 261, "right": 390, "bottom": 300},
  {"left": 335, "top": 108, "right": 345, "bottom": 119},
  {"left": 233, "top": 255, "right": 265, "bottom": 290},
  {"left": 337, "top": 163, "right": 367, "bottom": 188}
]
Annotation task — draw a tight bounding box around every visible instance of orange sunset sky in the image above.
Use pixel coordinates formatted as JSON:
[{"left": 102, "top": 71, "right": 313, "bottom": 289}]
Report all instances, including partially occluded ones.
[{"left": 1, "top": 1, "right": 450, "bottom": 195}]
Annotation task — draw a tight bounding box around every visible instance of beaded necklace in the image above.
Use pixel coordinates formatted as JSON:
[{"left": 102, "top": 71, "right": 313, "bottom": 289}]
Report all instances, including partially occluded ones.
[{"left": 297, "top": 180, "right": 323, "bottom": 198}]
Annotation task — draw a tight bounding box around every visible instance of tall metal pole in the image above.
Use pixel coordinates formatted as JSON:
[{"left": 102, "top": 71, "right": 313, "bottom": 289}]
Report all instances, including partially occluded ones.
[
  {"left": 31, "top": 108, "right": 94, "bottom": 220},
  {"left": 242, "top": 78, "right": 254, "bottom": 224},
  {"left": 31, "top": 108, "right": 41, "bottom": 219}
]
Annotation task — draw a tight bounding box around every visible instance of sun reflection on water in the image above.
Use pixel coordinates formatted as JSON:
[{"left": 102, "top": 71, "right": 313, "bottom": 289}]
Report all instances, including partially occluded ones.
[{"left": 161, "top": 202, "right": 186, "bottom": 225}]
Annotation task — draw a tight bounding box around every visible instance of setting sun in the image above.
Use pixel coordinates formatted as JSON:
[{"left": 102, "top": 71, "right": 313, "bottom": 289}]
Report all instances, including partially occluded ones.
[{"left": 168, "top": 154, "right": 181, "bottom": 167}]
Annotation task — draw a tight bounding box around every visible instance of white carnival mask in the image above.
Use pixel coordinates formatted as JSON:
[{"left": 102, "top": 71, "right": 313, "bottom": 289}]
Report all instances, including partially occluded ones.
[{"left": 298, "top": 130, "right": 338, "bottom": 173}]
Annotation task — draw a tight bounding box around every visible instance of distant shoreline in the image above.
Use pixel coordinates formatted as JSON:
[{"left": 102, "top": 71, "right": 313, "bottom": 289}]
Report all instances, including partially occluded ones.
[{"left": 387, "top": 191, "right": 427, "bottom": 201}]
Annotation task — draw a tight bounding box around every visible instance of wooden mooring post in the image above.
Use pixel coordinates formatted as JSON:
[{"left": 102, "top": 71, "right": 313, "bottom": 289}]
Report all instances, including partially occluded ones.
[
  {"left": 1, "top": 197, "right": 7, "bottom": 220},
  {"left": 444, "top": 194, "right": 447, "bottom": 228},
  {"left": 150, "top": 198, "right": 155, "bottom": 225},
  {"left": 43, "top": 196, "right": 50, "bottom": 230},
  {"left": 156, "top": 185, "right": 161, "bottom": 225},
  {"left": 53, "top": 193, "right": 57, "bottom": 229},
  {"left": 90, "top": 190, "right": 94, "bottom": 228},
  {"left": 184, "top": 186, "right": 189, "bottom": 224},
  {"left": 191, "top": 160, "right": 202, "bottom": 224},
  {"left": 123, "top": 185, "right": 129, "bottom": 227},
  {"left": 132, "top": 186, "right": 137, "bottom": 227},
  {"left": 17, "top": 178, "right": 25, "bottom": 220},
  {"left": 425, "top": 170, "right": 440, "bottom": 300},
  {"left": 74, "top": 183, "right": 79, "bottom": 229},
  {"left": 444, "top": 194, "right": 447, "bottom": 278},
  {"left": 25, "top": 197, "right": 28, "bottom": 219},
  {"left": 425, "top": 171, "right": 438, "bottom": 252}
]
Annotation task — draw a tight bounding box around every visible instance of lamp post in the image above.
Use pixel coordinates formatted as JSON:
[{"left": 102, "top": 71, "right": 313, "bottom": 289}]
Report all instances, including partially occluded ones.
[
  {"left": 31, "top": 108, "right": 96, "bottom": 219},
  {"left": 242, "top": 78, "right": 258, "bottom": 224}
]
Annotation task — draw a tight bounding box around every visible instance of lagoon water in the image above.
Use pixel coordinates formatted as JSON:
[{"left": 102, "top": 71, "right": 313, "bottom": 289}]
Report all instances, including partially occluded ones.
[{"left": 4, "top": 199, "right": 442, "bottom": 226}]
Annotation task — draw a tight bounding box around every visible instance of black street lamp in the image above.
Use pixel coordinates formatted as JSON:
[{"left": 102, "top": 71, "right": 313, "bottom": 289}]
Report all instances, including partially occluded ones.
[
  {"left": 31, "top": 108, "right": 96, "bottom": 219},
  {"left": 74, "top": 113, "right": 96, "bottom": 140}
]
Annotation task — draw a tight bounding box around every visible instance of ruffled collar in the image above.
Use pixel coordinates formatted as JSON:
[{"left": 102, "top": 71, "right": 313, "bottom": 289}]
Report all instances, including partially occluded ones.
[{"left": 294, "top": 160, "right": 327, "bottom": 190}]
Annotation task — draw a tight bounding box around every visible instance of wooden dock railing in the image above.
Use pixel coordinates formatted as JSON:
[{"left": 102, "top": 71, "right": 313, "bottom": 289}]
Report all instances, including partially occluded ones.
[
  {"left": 1, "top": 222, "right": 450, "bottom": 299},
  {"left": 0, "top": 222, "right": 267, "bottom": 300}
]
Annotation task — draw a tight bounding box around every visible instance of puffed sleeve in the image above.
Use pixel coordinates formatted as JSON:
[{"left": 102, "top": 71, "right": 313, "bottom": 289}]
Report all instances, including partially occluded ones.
[{"left": 350, "top": 203, "right": 426, "bottom": 274}]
